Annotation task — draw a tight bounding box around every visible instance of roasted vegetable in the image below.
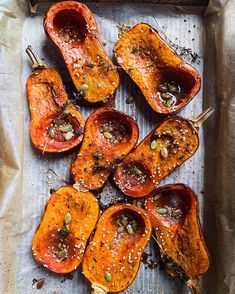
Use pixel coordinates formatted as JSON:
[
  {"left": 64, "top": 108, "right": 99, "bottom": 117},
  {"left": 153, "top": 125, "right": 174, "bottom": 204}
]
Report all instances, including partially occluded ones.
[
  {"left": 145, "top": 184, "right": 210, "bottom": 294},
  {"left": 71, "top": 107, "right": 139, "bottom": 190},
  {"left": 25, "top": 46, "right": 85, "bottom": 153},
  {"left": 82, "top": 204, "right": 152, "bottom": 293},
  {"left": 114, "top": 23, "right": 201, "bottom": 114},
  {"left": 32, "top": 186, "right": 99, "bottom": 274},
  {"left": 44, "top": 1, "right": 120, "bottom": 105},
  {"left": 113, "top": 108, "right": 214, "bottom": 197}
]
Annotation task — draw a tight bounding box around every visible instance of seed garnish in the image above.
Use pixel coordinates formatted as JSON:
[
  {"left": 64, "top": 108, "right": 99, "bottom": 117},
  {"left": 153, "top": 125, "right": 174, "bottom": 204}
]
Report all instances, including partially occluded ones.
[
  {"left": 160, "top": 147, "right": 168, "bottom": 158},
  {"left": 103, "top": 131, "right": 112, "bottom": 139},
  {"left": 57, "top": 250, "right": 67, "bottom": 260},
  {"left": 93, "top": 151, "right": 102, "bottom": 159},
  {"left": 64, "top": 212, "right": 71, "bottom": 224},
  {"left": 129, "top": 165, "right": 142, "bottom": 175},
  {"left": 153, "top": 193, "right": 162, "bottom": 201},
  {"left": 156, "top": 207, "right": 168, "bottom": 215},
  {"left": 150, "top": 140, "right": 157, "bottom": 150},
  {"left": 126, "top": 224, "right": 134, "bottom": 235},
  {"left": 48, "top": 127, "right": 55, "bottom": 138},
  {"left": 105, "top": 271, "right": 112, "bottom": 282},
  {"left": 64, "top": 131, "right": 74, "bottom": 141},
  {"left": 78, "top": 84, "right": 89, "bottom": 92}
]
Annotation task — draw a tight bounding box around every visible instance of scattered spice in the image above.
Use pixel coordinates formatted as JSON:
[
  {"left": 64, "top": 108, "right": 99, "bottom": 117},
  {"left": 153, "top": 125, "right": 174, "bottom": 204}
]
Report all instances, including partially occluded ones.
[
  {"left": 116, "top": 24, "right": 131, "bottom": 38},
  {"left": 93, "top": 151, "right": 102, "bottom": 159}
]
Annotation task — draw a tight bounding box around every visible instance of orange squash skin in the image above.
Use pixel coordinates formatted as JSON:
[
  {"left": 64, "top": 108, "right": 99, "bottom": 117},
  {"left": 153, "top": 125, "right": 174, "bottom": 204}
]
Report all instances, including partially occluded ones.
[
  {"left": 113, "top": 116, "right": 199, "bottom": 197},
  {"left": 44, "top": 1, "right": 120, "bottom": 105},
  {"left": 26, "top": 68, "right": 85, "bottom": 153},
  {"left": 114, "top": 23, "right": 201, "bottom": 114},
  {"left": 71, "top": 107, "right": 139, "bottom": 190},
  {"left": 82, "top": 204, "right": 152, "bottom": 293},
  {"left": 32, "top": 186, "right": 99, "bottom": 274},
  {"left": 145, "top": 184, "right": 210, "bottom": 281}
]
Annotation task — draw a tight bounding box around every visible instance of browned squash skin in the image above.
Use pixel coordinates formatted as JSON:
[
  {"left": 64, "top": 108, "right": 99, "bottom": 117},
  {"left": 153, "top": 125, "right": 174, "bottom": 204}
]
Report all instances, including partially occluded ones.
[
  {"left": 145, "top": 184, "right": 210, "bottom": 285},
  {"left": 32, "top": 186, "right": 99, "bottom": 274},
  {"left": 44, "top": 1, "right": 120, "bottom": 105},
  {"left": 71, "top": 107, "right": 139, "bottom": 190},
  {"left": 114, "top": 23, "right": 201, "bottom": 114},
  {"left": 82, "top": 204, "right": 152, "bottom": 293},
  {"left": 113, "top": 116, "right": 199, "bottom": 197},
  {"left": 26, "top": 67, "right": 85, "bottom": 153}
]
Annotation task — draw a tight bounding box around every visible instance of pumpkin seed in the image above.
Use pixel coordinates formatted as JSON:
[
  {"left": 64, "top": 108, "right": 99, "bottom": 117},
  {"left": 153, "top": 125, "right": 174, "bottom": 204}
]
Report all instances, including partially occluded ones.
[
  {"left": 121, "top": 216, "right": 128, "bottom": 227},
  {"left": 126, "top": 224, "right": 134, "bottom": 235},
  {"left": 102, "top": 39, "right": 107, "bottom": 46},
  {"left": 150, "top": 140, "right": 157, "bottom": 150},
  {"left": 160, "top": 147, "right": 168, "bottom": 158},
  {"left": 178, "top": 154, "right": 185, "bottom": 160},
  {"left": 64, "top": 131, "right": 74, "bottom": 141},
  {"left": 102, "top": 125, "right": 113, "bottom": 132},
  {"left": 172, "top": 209, "right": 182, "bottom": 219},
  {"left": 158, "top": 84, "right": 168, "bottom": 93},
  {"left": 130, "top": 166, "right": 142, "bottom": 175},
  {"left": 168, "top": 84, "right": 178, "bottom": 93},
  {"left": 93, "top": 151, "right": 102, "bottom": 159},
  {"left": 103, "top": 131, "right": 112, "bottom": 139},
  {"left": 126, "top": 96, "right": 135, "bottom": 104},
  {"left": 105, "top": 271, "right": 112, "bottom": 282},
  {"left": 165, "top": 99, "right": 173, "bottom": 107},
  {"left": 136, "top": 201, "right": 142, "bottom": 207},
  {"left": 58, "top": 243, "right": 63, "bottom": 249},
  {"left": 58, "top": 225, "right": 70, "bottom": 236},
  {"left": 48, "top": 127, "right": 55, "bottom": 138},
  {"left": 64, "top": 212, "right": 71, "bottom": 224},
  {"left": 156, "top": 207, "right": 168, "bottom": 215},
  {"left": 153, "top": 193, "right": 162, "bottom": 201},
  {"left": 64, "top": 33, "right": 70, "bottom": 42},
  {"left": 57, "top": 250, "right": 66, "bottom": 260},
  {"left": 63, "top": 109, "right": 69, "bottom": 115},
  {"left": 131, "top": 220, "right": 137, "bottom": 231},
  {"left": 60, "top": 123, "right": 72, "bottom": 133},
  {"left": 117, "top": 226, "right": 124, "bottom": 233},
  {"left": 161, "top": 92, "right": 172, "bottom": 100},
  {"left": 78, "top": 84, "right": 89, "bottom": 92}
]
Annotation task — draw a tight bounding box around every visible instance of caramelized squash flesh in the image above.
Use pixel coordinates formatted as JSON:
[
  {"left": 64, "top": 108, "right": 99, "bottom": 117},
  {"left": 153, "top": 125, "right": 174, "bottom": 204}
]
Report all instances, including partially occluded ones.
[
  {"left": 71, "top": 108, "right": 139, "bottom": 190},
  {"left": 32, "top": 186, "right": 99, "bottom": 274},
  {"left": 114, "top": 116, "right": 199, "bottom": 197},
  {"left": 44, "top": 1, "right": 120, "bottom": 104},
  {"left": 83, "top": 204, "right": 152, "bottom": 293},
  {"left": 114, "top": 23, "right": 201, "bottom": 114}
]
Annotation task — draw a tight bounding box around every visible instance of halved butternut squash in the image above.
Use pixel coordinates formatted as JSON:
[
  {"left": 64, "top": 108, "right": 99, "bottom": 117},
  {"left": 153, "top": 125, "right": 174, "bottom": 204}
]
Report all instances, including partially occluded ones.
[
  {"left": 113, "top": 116, "right": 199, "bottom": 197},
  {"left": 32, "top": 186, "right": 99, "bottom": 274},
  {"left": 145, "top": 184, "right": 210, "bottom": 293},
  {"left": 71, "top": 107, "right": 139, "bottom": 190},
  {"left": 114, "top": 23, "right": 201, "bottom": 114},
  {"left": 82, "top": 204, "right": 152, "bottom": 293},
  {"left": 26, "top": 46, "right": 85, "bottom": 153},
  {"left": 44, "top": 1, "right": 120, "bottom": 105}
]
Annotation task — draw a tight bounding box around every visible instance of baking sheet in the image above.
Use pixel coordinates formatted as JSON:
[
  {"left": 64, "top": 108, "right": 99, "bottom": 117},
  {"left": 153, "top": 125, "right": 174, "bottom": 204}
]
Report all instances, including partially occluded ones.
[{"left": 0, "top": 0, "right": 234, "bottom": 293}]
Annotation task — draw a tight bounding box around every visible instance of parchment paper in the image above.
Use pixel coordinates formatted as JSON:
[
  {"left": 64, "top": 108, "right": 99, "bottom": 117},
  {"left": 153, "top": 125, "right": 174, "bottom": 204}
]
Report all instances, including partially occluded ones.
[{"left": 0, "top": 0, "right": 234, "bottom": 293}]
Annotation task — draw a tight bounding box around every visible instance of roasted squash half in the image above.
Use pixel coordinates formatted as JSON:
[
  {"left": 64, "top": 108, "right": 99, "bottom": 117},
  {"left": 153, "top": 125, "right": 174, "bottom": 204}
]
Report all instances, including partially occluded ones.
[
  {"left": 44, "top": 1, "right": 120, "bottom": 105},
  {"left": 145, "top": 184, "right": 210, "bottom": 293},
  {"left": 113, "top": 116, "right": 199, "bottom": 197},
  {"left": 83, "top": 204, "right": 152, "bottom": 293},
  {"left": 71, "top": 107, "right": 139, "bottom": 190},
  {"left": 114, "top": 23, "right": 201, "bottom": 114},
  {"left": 32, "top": 186, "right": 99, "bottom": 274},
  {"left": 26, "top": 46, "right": 85, "bottom": 153}
]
